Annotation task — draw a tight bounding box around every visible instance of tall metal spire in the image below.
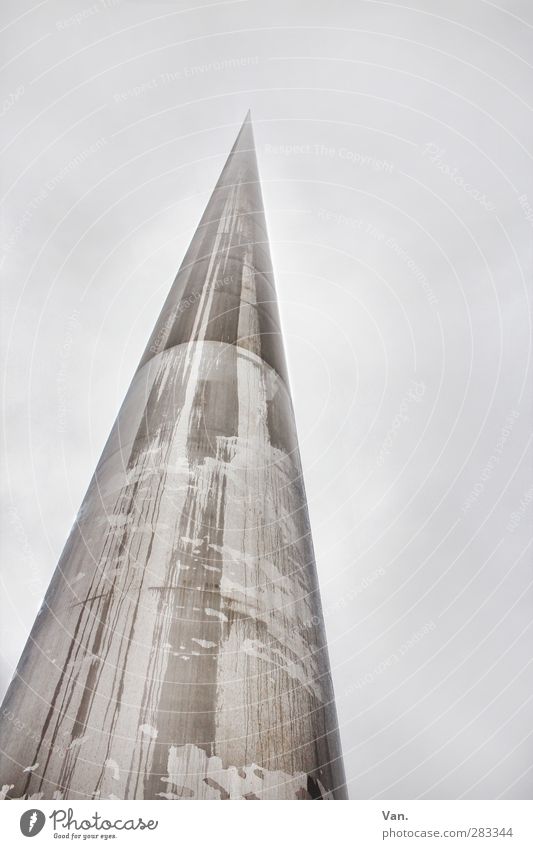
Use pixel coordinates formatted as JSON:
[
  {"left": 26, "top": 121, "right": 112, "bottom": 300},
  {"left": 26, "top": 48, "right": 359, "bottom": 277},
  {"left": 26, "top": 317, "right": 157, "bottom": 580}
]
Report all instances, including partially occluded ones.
[{"left": 0, "top": 114, "right": 347, "bottom": 800}]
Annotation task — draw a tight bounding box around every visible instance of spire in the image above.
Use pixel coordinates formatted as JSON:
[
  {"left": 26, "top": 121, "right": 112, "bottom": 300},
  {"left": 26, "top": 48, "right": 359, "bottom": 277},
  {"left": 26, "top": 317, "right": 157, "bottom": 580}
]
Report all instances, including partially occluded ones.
[{"left": 0, "top": 113, "right": 348, "bottom": 800}]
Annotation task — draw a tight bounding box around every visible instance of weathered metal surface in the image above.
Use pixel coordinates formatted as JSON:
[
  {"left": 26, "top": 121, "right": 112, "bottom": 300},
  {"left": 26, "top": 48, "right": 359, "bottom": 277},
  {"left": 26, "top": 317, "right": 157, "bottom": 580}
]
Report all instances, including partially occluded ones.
[{"left": 0, "top": 114, "right": 347, "bottom": 800}]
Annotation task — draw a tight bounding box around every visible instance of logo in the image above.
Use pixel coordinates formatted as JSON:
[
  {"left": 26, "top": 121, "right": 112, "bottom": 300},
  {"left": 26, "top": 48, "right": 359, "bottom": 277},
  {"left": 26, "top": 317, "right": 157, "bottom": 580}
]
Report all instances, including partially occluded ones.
[
  {"left": 20, "top": 809, "right": 46, "bottom": 837},
  {"left": 50, "top": 808, "right": 158, "bottom": 833}
]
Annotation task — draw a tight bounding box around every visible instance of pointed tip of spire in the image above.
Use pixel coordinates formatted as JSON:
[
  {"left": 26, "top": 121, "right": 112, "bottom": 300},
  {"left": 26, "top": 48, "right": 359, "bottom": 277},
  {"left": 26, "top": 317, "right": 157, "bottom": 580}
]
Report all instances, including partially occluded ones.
[
  {"left": 229, "top": 109, "right": 255, "bottom": 154},
  {"left": 216, "top": 109, "right": 257, "bottom": 182}
]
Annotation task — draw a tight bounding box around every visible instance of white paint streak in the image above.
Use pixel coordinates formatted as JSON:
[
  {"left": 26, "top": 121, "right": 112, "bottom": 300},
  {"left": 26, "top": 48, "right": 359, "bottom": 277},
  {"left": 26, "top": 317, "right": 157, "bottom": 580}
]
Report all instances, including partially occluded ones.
[
  {"left": 181, "top": 536, "right": 204, "bottom": 547},
  {"left": 68, "top": 736, "right": 90, "bottom": 749},
  {"left": 105, "top": 759, "right": 120, "bottom": 780},
  {"left": 139, "top": 724, "right": 158, "bottom": 740},
  {"left": 205, "top": 607, "right": 228, "bottom": 622},
  {"left": 162, "top": 743, "right": 325, "bottom": 800}
]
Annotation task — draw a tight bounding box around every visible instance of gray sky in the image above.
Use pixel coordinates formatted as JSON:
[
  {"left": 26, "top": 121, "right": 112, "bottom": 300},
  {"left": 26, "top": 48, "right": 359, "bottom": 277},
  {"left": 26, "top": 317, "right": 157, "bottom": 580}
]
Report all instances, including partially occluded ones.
[{"left": 1, "top": 0, "right": 532, "bottom": 799}]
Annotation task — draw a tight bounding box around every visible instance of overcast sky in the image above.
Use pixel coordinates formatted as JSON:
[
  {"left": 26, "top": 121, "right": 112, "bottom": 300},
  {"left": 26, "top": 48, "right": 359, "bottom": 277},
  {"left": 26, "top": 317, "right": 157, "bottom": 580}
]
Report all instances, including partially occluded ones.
[{"left": 1, "top": 0, "right": 532, "bottom": 799}]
